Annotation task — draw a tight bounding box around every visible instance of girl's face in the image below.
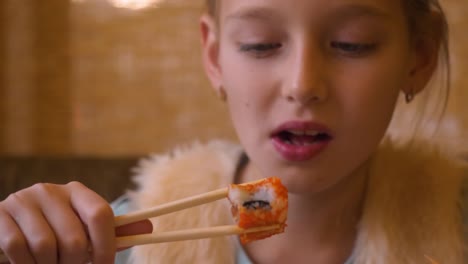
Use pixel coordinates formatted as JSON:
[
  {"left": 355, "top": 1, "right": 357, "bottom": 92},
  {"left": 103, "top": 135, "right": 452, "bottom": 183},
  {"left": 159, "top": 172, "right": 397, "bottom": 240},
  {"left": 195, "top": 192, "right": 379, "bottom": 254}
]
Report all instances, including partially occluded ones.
[{"left": 201, "top": 0, "right": 435, "bottom": 194}]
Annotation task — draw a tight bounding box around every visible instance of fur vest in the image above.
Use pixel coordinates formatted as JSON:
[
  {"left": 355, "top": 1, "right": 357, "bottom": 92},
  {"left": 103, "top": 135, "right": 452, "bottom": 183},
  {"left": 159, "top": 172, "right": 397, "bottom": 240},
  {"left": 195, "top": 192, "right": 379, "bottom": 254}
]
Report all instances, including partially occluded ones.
[{"left": 125, "top": 140, "right": 467, "bottom": 264}]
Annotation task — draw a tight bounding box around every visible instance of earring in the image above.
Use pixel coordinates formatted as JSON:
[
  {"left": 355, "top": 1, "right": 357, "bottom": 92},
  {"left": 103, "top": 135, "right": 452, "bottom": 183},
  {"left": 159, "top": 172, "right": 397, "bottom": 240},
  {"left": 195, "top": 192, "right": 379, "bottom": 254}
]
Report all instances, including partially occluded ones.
[
  {"left": 405, "top": 90, "right": 414, "bottom": 103},
  {"left": 217, "top": 86, "right": 227, "bottom": 101}
]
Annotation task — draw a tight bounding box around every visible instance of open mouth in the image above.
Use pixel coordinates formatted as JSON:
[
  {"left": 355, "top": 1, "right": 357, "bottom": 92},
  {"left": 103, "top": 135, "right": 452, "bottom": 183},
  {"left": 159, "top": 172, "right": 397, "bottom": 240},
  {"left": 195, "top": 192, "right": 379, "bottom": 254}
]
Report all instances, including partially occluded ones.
[
  {"left": 271, "top": 122, "right": 333, "bottom": 161},
  {"left": 274, "top": 130, "right": 332, "bottom": 146}
]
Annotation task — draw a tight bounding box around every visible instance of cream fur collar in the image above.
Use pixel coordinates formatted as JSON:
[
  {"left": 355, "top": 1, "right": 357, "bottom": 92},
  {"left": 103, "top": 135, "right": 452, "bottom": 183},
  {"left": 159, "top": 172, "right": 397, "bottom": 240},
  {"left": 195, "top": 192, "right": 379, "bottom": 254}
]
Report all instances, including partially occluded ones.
[{"left": 127, "top": 140, "right": 466, "bottom": 264}]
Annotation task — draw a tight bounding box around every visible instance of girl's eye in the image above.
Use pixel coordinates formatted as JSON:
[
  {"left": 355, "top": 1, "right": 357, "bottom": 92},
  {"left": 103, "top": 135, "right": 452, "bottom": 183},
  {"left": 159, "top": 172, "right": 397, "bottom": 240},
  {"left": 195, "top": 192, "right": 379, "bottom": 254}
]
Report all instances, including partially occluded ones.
[
  {"left": 330, "top": 41, "right": 377, "bottom": 56},
  {"left": 238, "top": 43, "right": 282, "bottom": 58}
]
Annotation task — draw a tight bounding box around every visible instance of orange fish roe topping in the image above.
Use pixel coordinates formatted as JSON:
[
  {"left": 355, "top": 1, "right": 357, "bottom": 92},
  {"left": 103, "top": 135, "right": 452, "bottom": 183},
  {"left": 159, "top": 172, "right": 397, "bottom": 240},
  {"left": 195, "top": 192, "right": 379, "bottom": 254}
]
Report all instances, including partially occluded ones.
[{"left": 228, "top": 177, "right": 288, "bottom": 244}]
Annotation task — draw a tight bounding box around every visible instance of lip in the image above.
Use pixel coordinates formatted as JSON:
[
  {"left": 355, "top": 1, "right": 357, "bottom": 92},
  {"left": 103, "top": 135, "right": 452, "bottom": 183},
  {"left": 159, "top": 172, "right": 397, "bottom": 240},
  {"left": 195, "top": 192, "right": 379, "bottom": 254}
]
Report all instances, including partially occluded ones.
[{"left": 270, "top": 120, "right": 333, "bottom": 162}]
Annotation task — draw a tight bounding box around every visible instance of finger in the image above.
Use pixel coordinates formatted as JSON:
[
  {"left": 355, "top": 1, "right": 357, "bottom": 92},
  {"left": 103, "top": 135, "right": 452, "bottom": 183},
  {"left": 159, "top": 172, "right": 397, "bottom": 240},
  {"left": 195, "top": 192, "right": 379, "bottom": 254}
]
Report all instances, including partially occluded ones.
[
  {"left": 67, "top": 182, "right": 115, "bottom": 264},
  {"left": 0, "top": 211, "right": 35, "bottom": 264},
  {"left": 3, "top": 193, "right": 57, "bottom": 264},
  {"left": 115, "top": 220, "right": 153, "bottom": 251},
  {"left": 36, "top": 187, "right": 90, "bottom": 264}
]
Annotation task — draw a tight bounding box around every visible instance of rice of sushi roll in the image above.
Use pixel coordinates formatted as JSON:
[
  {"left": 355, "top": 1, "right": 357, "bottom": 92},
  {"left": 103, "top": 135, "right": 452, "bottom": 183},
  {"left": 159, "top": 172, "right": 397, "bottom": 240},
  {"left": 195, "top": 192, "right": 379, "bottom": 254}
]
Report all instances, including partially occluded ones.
[{"left": 228, "top": 177, "right": 288, "bottom": 243}]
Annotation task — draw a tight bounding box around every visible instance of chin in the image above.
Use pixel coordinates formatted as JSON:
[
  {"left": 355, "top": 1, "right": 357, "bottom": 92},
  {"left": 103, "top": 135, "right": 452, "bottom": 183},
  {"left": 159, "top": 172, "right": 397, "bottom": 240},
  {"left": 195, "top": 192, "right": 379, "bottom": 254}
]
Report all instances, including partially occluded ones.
[{"left": 275, "top": 171, "right": 334, "bottom": 195}]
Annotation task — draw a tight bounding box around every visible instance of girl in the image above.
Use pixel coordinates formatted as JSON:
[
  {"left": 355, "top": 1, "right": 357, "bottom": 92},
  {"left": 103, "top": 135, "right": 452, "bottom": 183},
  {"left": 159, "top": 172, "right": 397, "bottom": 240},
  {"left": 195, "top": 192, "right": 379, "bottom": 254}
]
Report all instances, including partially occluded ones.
[{"left": 1, "top": 0, "right": 466, "bottom": 263}]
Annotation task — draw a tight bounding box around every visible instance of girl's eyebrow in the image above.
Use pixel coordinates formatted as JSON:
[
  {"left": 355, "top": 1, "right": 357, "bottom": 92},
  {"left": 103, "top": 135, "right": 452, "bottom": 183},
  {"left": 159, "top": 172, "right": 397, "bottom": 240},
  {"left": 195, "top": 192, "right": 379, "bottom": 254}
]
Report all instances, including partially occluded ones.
[
  {"left": 224, "top": 4, "right": 389, "bottom": 25},
  {"left": 330, "top": 4, "right": 391, "bottom": 20},
  {"left": 225, "top": 7, "right": 281, "bottom": 24}
]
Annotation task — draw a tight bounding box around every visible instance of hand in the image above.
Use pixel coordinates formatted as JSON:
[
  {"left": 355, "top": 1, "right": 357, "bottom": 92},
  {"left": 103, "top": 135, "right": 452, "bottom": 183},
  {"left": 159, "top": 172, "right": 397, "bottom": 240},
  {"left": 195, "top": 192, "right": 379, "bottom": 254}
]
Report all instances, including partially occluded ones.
[{"left": 0, "top": 181, "right": 151, "bottom": 264}]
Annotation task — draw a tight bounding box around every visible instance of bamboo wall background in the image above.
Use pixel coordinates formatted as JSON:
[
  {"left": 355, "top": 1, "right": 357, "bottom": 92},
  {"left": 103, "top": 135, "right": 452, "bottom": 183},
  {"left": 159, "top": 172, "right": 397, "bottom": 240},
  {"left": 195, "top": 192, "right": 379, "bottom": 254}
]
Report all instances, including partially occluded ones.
[{"left": 1, "top": 0, "right": 467, "bottom": 157}]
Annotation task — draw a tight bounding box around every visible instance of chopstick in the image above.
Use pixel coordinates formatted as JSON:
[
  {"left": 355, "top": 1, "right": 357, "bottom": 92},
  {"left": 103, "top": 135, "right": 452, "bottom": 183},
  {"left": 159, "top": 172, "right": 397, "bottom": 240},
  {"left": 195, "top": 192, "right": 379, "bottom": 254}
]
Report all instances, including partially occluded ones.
[
  {"left": 116, "top": 224, "right": 280, "bottom": 248},
  {"left": 114, "top": 187, "right": 229, "bottom": 226},
  {"left": 114, "top": 179, "right": 267, "bottom": 226}
]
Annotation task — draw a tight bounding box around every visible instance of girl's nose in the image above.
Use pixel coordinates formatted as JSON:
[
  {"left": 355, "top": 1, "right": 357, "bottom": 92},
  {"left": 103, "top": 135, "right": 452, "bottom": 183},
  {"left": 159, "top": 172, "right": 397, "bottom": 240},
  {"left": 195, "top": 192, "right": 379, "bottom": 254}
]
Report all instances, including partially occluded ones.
[{"left": 282, "top": 42, "right": 328, "bottom": 105}]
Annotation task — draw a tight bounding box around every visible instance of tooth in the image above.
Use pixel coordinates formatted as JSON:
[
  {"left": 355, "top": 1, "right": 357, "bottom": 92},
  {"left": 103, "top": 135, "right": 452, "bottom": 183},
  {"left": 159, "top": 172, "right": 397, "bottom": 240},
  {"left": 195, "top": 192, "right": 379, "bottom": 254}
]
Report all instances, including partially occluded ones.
[
  {"left": 287, "top": 130, "right": 322, "bottom": 136},
  {"left": 289, "top": 130, "right": 304, "bottom": 136},
  {"left": 305, "top": 131, "right": 320, "bottom": 136}
]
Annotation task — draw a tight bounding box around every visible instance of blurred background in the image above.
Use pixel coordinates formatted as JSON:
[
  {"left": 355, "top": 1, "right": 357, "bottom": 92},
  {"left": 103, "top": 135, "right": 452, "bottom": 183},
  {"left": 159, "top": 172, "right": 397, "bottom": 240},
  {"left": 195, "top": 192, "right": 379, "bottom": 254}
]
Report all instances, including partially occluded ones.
[
  {"left": 1, "top": 0, "right": 236, "bottom": 158},
  {"left": 0, "top": 0, "right": 467, "bottom": 200}
]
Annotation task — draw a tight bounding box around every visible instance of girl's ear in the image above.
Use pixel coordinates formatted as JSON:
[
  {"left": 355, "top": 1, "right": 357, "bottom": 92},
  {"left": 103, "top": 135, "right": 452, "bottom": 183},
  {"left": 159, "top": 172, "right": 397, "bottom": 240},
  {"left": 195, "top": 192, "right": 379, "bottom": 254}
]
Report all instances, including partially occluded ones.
[
  {"left": 200, "top": 14, "right": 223, "bottom": 94},
  {"left": 404, "top": 12, "right": 444, "bottom": 96}
]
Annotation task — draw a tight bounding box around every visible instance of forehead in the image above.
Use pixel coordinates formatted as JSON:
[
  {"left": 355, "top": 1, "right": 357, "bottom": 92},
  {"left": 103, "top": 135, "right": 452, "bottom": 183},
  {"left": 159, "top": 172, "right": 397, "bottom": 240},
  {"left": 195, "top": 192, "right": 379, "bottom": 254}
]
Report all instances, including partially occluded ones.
[{"left": 219, "top": 0, "right": 404, "bottom": 24}]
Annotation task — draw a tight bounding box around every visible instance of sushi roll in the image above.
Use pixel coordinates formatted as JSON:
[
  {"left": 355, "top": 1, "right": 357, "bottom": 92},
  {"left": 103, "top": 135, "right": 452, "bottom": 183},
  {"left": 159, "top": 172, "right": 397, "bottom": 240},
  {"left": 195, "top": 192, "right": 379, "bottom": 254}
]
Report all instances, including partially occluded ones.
[{"left": 228, "top": 177, "right": 288, "bottom": 243}]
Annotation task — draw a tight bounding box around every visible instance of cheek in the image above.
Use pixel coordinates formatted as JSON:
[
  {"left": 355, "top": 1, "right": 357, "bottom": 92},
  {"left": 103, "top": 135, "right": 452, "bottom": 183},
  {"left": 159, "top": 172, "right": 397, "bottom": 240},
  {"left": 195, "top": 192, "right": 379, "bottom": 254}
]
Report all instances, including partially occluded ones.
[
  {"left": 336, "top": 56, "right": 408, "bottom": 138},
  {"left": 219, "top": 52, "right": 264, "bottom": 142},
  {"left": 220, "top": 51, "right": 275, "bottom": 118}
]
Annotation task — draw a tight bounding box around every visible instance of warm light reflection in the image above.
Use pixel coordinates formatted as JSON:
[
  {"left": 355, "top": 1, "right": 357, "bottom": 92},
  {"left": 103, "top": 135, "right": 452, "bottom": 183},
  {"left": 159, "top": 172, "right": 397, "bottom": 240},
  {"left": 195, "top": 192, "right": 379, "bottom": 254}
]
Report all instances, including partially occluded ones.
[
  {"left": 71, "top": 0, "right": 165, "bottom": 10},
  {"left": 107, "top": 0, "right": 164, "bottom": 10}
]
